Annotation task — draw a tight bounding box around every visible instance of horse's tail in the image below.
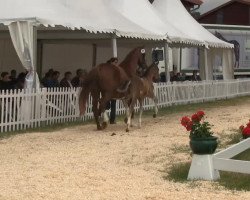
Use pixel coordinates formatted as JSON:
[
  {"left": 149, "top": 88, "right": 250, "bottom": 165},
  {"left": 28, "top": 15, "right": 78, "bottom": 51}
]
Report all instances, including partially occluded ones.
[
  {"left": 79, "top": 71, "right": 94, "bottom": 115},
  {"left": 79, "top": 82, "right": 91, "bottom": 116}
]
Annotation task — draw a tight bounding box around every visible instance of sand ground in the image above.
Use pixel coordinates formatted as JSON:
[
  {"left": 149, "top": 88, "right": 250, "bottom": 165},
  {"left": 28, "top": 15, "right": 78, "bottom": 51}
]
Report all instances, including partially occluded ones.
[{"left": 0, "top": 99, "right": 250, "bottom": 200}]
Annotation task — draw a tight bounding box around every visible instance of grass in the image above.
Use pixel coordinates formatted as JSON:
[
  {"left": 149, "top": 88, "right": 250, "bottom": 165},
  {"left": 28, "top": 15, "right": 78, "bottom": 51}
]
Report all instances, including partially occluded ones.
[
  {"left": 164, "top": 148, "right": 250, "bottom": 191},
  {"left": 218, "top": 129, "right": 242, "bottom": 149},
  {"left": 170, "top": 144, "right": 190, "bottom": 154}
]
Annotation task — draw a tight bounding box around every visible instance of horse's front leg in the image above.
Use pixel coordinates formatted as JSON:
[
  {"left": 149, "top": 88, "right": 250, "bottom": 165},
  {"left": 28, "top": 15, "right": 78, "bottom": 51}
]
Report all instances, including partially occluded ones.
[{"left": 153, "top": 95, "right": 158, "bottom": 118}]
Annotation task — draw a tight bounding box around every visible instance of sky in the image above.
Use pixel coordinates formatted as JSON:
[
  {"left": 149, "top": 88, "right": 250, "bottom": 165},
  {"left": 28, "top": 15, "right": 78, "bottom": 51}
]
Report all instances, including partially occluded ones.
[{"left": 198, "top": 0, "right": 230, "bottom": 14}]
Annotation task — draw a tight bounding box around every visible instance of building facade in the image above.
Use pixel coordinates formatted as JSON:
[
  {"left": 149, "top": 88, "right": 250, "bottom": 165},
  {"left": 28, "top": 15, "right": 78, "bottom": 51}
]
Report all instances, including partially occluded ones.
[{"left": 198, "top": 0, "right": 250, "bottom": 25}]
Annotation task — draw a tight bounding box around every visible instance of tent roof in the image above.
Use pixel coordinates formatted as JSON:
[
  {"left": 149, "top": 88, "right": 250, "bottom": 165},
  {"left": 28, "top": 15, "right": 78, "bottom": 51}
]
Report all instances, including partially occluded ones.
[
  {"left": 152, "top": 0, "right": 234, "bottom": 48},
  {"left": 0, "top": 0, "right": 166, "bottom": 40},
  {"left": 0, "top": 0, "right": 206, "bottom": 46},
  {"left": 109, "top": 0, "right": 204, "bottom": 46}
]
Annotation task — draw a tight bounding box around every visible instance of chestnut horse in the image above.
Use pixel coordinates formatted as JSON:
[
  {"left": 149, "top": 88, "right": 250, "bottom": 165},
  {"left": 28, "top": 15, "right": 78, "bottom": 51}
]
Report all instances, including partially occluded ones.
[
  {"left": 123, "top": 63, "right": 160, "bottom": 132},
  {"left": 79, "top": 47, "right": 146, "bottom": 130}
]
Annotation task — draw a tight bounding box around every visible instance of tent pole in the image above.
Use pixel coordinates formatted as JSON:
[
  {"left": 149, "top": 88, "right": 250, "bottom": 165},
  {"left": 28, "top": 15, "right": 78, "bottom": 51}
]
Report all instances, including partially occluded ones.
[
  {"left": 179, "top": 47, "right": 182, "bottom": 73},
  {"left": 33, "top": 25, "right": 38, "bottom": 89},
  {"left": 204, "top": 48, "right": 209, "bottom": 80},
  {"left": 112, "top": 36, "right": 118, "bottom": 57},
  {"left": 164, "top": 42, "right": 170, "bottom": 82}
]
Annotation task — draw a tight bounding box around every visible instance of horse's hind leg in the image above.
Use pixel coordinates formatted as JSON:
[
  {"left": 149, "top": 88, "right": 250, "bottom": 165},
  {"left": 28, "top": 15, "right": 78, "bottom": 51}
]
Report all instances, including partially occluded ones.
[
  {"left": 92, "top": 96, "right": 102, "bottom": 130},
  {"left": 99, "top": 94, "right": 112, "bottom": 129},
  {"left": 153, "top": 96, "right": 158, "bottom": 118}
]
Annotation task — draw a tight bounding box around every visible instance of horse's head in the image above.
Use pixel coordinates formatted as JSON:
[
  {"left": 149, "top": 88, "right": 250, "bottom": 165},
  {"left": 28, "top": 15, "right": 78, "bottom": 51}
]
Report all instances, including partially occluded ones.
[
  {"left": 136, "top": 47, "right": 147, "bottom": 69},
  {"left": 145, "top": 62, "right": 160, "bottom": 82},
  {"left": 119, "top": 46, "right": 147, "bottom": 77}
]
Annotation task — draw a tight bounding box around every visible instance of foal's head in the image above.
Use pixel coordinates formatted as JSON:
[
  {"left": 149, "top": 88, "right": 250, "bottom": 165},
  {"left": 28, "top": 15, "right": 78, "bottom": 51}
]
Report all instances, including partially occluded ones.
[{"left": 145, "top": 62, "right": 160, "bottom": 82}]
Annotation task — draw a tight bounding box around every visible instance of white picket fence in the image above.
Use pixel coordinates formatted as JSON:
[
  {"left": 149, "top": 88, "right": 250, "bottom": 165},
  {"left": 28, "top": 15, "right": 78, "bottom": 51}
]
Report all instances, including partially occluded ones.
[{"left": 1, "top": 79, "right": 250, "bottom": 133}]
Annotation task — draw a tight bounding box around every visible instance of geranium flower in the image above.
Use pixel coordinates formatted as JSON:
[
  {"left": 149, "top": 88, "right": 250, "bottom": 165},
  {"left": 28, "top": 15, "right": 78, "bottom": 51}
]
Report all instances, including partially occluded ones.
[
  {"left": 181, "top": 116, "right": 191, "bottom": 127},
  {"left": 197, "top": 110, "right": 205, "bottom": 118},
  {"left": 191, "top": 113, "right": 200, "bottom": 122},
  {"left": 180, "top": 111, "right": 214, "bottom": 138},
  {"left": 186, "top": 121, "right": 193, "bottom": 131},
  {"left": 243, "top": 127, "right": 250, "bottom": 135}
]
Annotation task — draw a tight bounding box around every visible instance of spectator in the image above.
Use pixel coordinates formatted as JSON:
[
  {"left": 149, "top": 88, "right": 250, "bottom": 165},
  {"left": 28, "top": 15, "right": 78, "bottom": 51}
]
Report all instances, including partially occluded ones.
[
  {"left": 60, "top": 72, "right": 73, "bottom": 88},
  {"left": 15, "top": 72, "right": 26, "bottom": 89},
  {"left": 170, "top": 67, "right": 181, "bottom": 82},
  {"left": 190, "top": 70, "right": 201, "bottom": 81},
  {"left": 10, "top": 69, "right": 17, "bottom": 85},
  {"left": 50, "top": 71, "right": 60, "bottom": 87},
  {"left": 41, "top": 71, "right": 53, "bottom": 87},
  {"left": 106, "top": 57, "right": 118, "bottom": 124},
  {"left": 71, "top": 69, "right": 83, "bottom": 87},
  {"left": 0, "top": 72, "right": 14, "bottom": 91}
]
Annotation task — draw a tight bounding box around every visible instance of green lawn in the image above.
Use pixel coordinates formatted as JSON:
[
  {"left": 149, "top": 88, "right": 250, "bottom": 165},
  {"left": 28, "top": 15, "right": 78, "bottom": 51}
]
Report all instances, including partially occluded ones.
[{"left": 165, "top": 147, "right": 250, "bottom": 191}]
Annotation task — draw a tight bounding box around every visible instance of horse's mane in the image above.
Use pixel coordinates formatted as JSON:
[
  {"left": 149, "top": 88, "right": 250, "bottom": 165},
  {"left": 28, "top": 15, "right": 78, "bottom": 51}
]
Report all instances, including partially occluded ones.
[{"left": 119, "top": 47, "right": 142, "bottom": 68}]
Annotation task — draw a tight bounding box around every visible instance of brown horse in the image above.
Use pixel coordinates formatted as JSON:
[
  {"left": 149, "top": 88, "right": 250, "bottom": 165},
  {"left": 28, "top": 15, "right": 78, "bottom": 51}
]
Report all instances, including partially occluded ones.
[
  {"left": 79, "top": 47, "right": 146, "bottom": 130},
  {"left": 123, "top": 62, "right": 160, "bottom": 132}
]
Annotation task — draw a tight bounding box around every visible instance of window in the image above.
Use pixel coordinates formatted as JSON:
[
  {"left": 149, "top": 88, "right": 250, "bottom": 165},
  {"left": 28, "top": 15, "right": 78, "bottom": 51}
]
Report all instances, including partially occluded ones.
[{"left": 152, "top": 50, "right": 164, "bottom": 62}]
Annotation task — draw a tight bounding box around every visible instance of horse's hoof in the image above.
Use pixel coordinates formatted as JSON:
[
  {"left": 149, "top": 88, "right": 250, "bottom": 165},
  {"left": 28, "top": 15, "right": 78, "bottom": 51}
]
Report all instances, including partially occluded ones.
[
  {"left": 153, "top": 114, "right": 157, "bottom": 118},
  {"left": 102, "top": 122, "right": 108, "bottom": 129},
  {"left": 124, "top": 118, "right": 128, "bottom": 124},
  {"left": 97, "top": 126, "right": 102, "bottom": 131},
  {"left": 126, "top": 128, "right": 129, "bottom": 132}
]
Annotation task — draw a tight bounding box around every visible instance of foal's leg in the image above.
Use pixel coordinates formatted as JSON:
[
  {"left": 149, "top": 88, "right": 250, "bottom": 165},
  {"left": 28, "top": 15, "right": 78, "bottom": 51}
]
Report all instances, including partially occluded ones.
[
  {"left": 126, "top": 98, "right": 136, "bottom": 132},
  {"left": 138, "top": 99, "right": 143, "bottom": 128}
]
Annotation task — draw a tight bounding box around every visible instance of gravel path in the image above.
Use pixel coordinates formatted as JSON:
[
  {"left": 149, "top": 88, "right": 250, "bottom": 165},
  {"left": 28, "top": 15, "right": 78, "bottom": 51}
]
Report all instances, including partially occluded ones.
[{"left": 0, "top": 99, "right": 250, "bottom": 200}]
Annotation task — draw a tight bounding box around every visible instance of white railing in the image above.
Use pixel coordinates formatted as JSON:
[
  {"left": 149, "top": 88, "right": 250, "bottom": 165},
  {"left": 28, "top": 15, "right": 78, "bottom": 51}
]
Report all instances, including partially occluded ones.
[{"left": 1, "top": 79, "right": 250, "bottom": 133}]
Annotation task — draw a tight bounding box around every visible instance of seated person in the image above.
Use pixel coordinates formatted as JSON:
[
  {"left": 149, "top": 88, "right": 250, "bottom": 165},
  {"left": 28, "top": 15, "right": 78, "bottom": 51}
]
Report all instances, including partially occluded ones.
[
  {"left": 60, "top": 72, "right": 73, "bottom": 88},
  {"left": 190, "top": 70, "right": 201, "bottom": 81}
]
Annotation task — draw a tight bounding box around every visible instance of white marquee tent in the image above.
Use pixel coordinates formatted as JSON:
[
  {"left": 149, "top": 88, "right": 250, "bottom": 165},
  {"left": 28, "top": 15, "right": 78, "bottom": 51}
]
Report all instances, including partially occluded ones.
[
  {"left": 0, "top": 0, "right": 234, "bottom": 89},
  {"left": 152, "top": 0, "right": 234, "bottom": 80}
]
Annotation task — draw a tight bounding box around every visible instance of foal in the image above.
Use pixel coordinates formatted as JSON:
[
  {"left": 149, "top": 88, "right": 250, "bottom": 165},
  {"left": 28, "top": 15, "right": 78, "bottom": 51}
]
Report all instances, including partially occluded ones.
[{"left": 124, "top": 63, "right": 160, "bottom": 132}]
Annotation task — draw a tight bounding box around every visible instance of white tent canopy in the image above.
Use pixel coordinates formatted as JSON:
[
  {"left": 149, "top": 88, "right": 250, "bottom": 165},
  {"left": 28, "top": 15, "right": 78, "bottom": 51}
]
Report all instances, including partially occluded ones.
[
  {"left": 152, "top": 0, "right": 233, "bottom": 49},
  {"left": 0, "top": 0, "right": 235, "bottom": 84},
  {"left": 152, "top": 0, "right": 234, "bottom": 80},
  {"left": 0, "top": 0, "right": 166, "bottom": 40},
  {"left": 109, "top": 0, "right": 204, "bottom": 46}
]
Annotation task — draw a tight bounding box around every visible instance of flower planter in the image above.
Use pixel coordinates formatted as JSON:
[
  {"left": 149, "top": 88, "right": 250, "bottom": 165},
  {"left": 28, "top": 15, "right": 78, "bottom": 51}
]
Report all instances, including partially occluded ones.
[{"left": 189, "top": 136, "right": 218, "bottom": 155}]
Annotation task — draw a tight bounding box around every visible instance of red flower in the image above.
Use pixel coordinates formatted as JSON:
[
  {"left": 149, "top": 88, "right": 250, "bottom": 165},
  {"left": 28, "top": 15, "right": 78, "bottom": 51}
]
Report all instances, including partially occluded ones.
[
  {"left": 197, "top": 110, "right": 205, "bottom": 118},
  {"left": 191, "top": 113, "right": 200, "bottom": 122},
  {"left": 186, "top": 121, "right": 193, "bottom": 131},
  {"left": 243, "top": 127, "right": 250, "bottom": 135},
  {"left": 181, "top": 116, "right": 191, "bottom": 127}
]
